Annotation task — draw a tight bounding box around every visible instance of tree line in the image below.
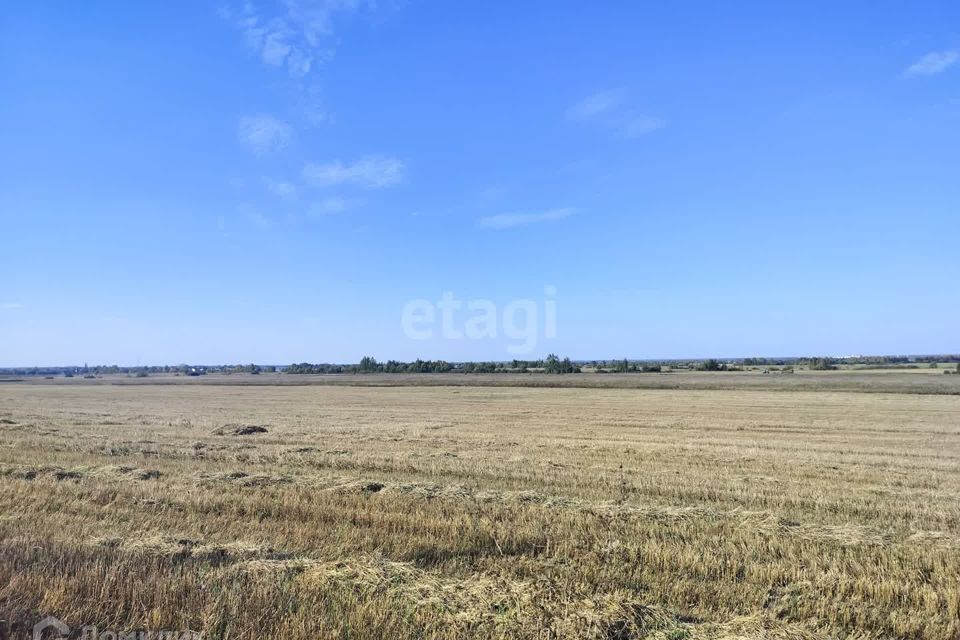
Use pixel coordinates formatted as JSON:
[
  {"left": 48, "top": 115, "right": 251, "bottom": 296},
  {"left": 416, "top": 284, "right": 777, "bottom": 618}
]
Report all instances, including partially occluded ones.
[
  {"left": 4, "top": 354, "right": 958, "bottom": 378},
  {"left": 286, "top": 354, "right": 581, "bottom": 374}
]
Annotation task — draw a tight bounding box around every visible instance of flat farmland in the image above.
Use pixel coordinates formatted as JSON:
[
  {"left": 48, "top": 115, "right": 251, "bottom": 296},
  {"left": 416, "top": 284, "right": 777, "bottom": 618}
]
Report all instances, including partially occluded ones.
[{"left": 1, "top": 379, "right": 959, "bottom": 639}]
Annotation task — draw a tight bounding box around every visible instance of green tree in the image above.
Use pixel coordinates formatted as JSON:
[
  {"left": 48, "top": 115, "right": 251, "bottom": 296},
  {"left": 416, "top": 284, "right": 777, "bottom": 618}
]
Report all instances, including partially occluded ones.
[
  {"left": 358, "top": 356, "right": 379, "bottom": 373},
  {"left": 699, "top": 359, "right": 721, "bottom": 371}
]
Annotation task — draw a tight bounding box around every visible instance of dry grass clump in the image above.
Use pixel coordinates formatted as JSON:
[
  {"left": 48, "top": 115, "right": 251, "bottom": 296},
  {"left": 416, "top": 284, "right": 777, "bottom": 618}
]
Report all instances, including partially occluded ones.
[
  {"left": 0, "top": 380, "right": 958, "bottom": 638},
  {"left": 300, "top": 554, "right": 674, "bottom": 638},
  {"left": 196, "top": 470, "right": 294, "bottom": 487},
  {"left": 0, "top": 463, "right": 161, "bottom": 482},
  {"left": 89, "top": 534, "right": 292, "bottom": 564},
  {"left": 174, "top": 550, "right": 677, "bottom": 638},
  {"left": 212, "top": 423, "right": 269, "bottom": 436}
]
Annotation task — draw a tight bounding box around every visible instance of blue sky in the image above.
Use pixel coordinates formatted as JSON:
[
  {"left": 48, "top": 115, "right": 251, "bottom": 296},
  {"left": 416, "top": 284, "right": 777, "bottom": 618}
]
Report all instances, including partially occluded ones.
[{"left": 1, "top": 1, "right": 958, "bottom": 365}]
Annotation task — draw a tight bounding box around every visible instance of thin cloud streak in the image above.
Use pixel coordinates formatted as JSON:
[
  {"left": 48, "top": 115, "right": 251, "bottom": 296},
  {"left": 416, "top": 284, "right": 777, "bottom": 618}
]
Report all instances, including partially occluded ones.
[
  {"left": 904, "top": 50, "right": 958, "bottom": 76},
  {"left": 567, "top": 89, "right": 625, "bottom": 120},
  {"left": 302, "top": 156, "right": 405, "bottom": 189},
  {"left": 478, "top": 207, "right": 576, "bottom": 230},
  {"left": 568, "top": 89, "right": 663, "bottom": 138},
  {"left": 619, "top": 115, "right": 665, "bottom": 138},
  {"left": 308, "top": 197, "right": 362, "bottom": 216}
]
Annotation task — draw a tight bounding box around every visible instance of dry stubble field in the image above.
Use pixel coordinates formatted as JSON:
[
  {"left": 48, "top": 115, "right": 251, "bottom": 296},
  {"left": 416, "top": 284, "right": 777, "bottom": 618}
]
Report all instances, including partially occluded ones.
[{"left": 1, "top": 376, "right": 959, "bottom": 639}]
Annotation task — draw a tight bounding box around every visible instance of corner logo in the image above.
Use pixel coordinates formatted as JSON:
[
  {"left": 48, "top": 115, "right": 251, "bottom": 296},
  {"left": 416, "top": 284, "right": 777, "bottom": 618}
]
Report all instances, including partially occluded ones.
[{"left": 33, "top": 616, "right": 70, "bottom": 640}]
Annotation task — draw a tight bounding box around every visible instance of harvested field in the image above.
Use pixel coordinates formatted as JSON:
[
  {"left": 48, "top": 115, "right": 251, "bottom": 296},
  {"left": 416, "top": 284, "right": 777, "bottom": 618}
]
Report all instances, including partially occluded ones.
[
  {"left": 1, "top": 379, "right": 959, "bottom": 638},
  {"left": 15, "top": 369, "right": 960, "bottom": 395}
]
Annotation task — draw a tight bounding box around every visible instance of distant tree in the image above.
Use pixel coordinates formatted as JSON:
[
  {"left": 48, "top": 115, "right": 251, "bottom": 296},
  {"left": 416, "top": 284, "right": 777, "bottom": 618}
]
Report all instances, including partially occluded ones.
[
  {"left": 807, "top": 357, "right": 837, "bottom": 371},
  {"left": 699, "top": 359, "right": 722, "bottom": 371},
  {"left": 357, "top": 356, "right": 379, "bottom": 373},
  {"left": 543, "top": 354, "right": 580, "bottom": 374}
]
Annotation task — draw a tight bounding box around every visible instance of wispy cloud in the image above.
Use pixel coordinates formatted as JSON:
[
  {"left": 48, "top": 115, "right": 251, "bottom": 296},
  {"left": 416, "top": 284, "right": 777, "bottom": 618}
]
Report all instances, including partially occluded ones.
[
  {"left": 221, "top": 1, "right": 381, "bottom": 126},
  {"left": 246, "top": 210, "right": 274, "bottom": 230},
  {"left": 238, "top": 115, "right": 292, "bottom": 155},
  {"left": 478, "top": 207, "right": 576, "bottom": 230},
  {"left": 235, "top": 202, "right": 274, "bottom": 229},
  {"left": 478, "top": 185, "right": 508, "bottom": 201},
  {"left": 263, "top": 177, "right": 297, "bottom": 199},
  {"left": 308, "top": 196, "right": 361, "bottom": 216},
  {"left": 567, "top": 89, "right": 625, "bottom": 120},
  {"left": 618, "top": 115, "right": 665, "bottom": 137},
  {"left": 302, "top": 156, "right": 405, "bottom": 189},
  {"left": 221, "top": 0, "right": 370, "bottom": 78},
  {"left": 568, "top": 89, "right": 663, "bottom": 138},
  {"left": 904, "top": 50, "right": 959, "bottom": 76}
]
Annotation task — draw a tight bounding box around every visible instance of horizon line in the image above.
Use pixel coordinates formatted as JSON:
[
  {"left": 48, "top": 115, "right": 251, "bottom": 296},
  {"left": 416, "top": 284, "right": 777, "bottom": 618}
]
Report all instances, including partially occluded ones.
[{"left": 2, "top": 352, "right": 959, "bottom": 370}]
